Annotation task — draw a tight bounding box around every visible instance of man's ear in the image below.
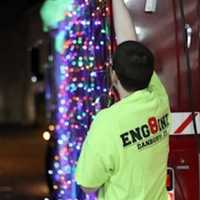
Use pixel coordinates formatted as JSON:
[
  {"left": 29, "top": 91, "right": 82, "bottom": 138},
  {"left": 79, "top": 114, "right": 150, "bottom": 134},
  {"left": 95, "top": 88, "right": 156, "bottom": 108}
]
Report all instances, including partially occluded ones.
[{"left": 111, "top": 70, "right": 118, "bottom": 86}]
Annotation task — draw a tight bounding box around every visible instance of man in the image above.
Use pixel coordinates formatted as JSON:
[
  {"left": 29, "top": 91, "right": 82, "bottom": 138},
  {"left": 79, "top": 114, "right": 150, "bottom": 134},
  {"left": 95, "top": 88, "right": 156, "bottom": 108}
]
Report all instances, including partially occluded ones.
[{"left": 76, "top": 0, "right": 172, "bottom": 199}]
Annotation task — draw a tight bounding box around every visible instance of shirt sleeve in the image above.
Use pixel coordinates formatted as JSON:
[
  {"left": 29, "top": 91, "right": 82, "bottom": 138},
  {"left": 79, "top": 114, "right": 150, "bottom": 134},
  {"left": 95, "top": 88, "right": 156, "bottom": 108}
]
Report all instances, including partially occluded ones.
[
  {"left": 148, "top": 72, "right": 168, "bottom": 98},
  {"left": 75, "top": 111, "right": 115, "bottom": 188}
]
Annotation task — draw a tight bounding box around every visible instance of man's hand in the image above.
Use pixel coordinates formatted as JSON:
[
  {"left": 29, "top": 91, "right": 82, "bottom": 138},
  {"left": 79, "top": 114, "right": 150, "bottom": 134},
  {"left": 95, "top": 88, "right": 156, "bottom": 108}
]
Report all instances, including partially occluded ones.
[{"left": 112, "top": 0, "right": 137, "bottom": 44}]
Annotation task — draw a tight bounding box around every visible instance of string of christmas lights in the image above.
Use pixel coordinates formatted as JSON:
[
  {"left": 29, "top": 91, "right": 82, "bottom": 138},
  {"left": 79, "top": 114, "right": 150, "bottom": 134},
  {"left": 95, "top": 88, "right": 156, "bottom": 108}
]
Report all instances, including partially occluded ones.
[{"left": 42, "top": 0, "right": 113, "bottom": 199}]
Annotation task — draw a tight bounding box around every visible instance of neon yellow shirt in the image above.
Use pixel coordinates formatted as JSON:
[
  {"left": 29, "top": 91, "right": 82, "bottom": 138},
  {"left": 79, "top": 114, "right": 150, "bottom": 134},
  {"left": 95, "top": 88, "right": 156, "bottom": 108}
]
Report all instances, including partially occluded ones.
[{"left": 76, "top": 72, "right": 172, "bottom": 200}]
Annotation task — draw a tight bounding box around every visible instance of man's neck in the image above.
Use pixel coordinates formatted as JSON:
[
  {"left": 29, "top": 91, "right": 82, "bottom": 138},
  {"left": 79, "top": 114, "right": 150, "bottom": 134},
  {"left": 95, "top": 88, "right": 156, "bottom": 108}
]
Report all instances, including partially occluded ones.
[{"left": 116, "top": 82, "right": 132, "bottom": 99}]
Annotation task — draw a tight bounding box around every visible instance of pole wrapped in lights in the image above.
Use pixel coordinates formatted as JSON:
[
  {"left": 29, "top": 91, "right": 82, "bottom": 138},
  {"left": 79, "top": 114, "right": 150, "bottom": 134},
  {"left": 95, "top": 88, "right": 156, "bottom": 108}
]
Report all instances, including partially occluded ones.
[{"left": 41, "top": 0, "right": 113, "bottom": 199}]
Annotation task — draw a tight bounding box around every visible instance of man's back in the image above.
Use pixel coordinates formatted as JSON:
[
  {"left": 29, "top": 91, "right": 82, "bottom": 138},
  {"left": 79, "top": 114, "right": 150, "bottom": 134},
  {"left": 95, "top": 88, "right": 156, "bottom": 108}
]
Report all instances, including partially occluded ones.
[{"left": 76, "top": 72, "right": 172, "bottom": 200}]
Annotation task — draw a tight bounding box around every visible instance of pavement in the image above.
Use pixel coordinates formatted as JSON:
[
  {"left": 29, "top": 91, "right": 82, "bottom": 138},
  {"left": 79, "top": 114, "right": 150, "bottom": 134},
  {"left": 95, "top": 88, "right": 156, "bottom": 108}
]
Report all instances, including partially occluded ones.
[{"left": 0, "top": 126, "right": 50, "bottom": 200}]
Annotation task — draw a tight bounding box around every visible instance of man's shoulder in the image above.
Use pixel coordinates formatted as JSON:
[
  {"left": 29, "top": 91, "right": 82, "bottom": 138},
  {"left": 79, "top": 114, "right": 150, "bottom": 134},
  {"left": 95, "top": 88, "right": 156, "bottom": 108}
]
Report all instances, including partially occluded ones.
[
  {"left": 88, "top": 107, "right": 117, "bottom": 141},
  {"left": 95, "top": 107, "right": 112, "bottom": 121},
  {"left": 93, "top": 105, "right": 119, "bottom": 127},
  {"left": 96, "top": 102, "right": 121, "bottom": 118}
]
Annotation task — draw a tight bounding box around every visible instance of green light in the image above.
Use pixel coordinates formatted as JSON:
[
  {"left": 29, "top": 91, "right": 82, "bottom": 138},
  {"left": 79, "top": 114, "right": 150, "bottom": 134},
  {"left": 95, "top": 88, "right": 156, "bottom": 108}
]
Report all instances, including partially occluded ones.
[
  {"left": 40, "top": 0, "right": 73, "bottom": 32},
  {"left": 78, "top": 61, "right": 83, "bottom": 67},
  {"left": 78, "top": 38, "right": 82, "bottom": 44},
  {"left": 55, "top": 31, "right": 66, "bottom": 53},
  {"left": 89, "top": 57, "right": 94, "bottom": 61},
  {"left": 101, "top": 29, "right": 106, "bottom": 34}
]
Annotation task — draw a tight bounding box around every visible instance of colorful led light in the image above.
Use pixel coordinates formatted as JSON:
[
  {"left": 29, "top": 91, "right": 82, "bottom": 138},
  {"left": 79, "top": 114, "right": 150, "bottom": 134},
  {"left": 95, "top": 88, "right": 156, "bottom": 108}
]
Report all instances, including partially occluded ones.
[{"left": 42, "top": 0, "right": 113, "bottom": 199}]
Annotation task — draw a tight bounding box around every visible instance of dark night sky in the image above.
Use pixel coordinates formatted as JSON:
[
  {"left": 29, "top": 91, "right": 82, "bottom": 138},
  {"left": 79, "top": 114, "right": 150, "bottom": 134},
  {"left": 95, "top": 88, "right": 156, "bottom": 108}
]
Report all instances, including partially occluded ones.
[{"left": 0, "top": 0, "right": 44, "bottom": 27}]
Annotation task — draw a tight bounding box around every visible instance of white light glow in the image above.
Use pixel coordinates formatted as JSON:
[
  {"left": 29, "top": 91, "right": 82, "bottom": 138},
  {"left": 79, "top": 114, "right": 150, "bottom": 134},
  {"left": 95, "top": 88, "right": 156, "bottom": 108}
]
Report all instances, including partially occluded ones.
[
  {"left": 43, "top": 131, "right": 51, "bottom": 141},
  {"left": 31, "top": 76, "right": 37, "bottom": 83},
  {"left": 135, "top": 26, "right": 142, "bottom": 35}
]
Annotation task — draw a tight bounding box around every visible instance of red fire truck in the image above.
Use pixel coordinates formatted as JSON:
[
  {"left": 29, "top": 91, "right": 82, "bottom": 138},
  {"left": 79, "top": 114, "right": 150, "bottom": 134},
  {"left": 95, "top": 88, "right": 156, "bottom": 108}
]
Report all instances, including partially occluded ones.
[{"left": 126, "top": 0, "right": 200, "bottom": 199}]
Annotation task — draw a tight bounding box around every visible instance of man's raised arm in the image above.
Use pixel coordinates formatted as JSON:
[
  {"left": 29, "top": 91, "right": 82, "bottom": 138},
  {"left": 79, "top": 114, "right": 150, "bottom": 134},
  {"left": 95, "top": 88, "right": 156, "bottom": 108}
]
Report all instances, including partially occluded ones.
[{"left": 112, "top": 0, "right": 137, "bottom": 44}]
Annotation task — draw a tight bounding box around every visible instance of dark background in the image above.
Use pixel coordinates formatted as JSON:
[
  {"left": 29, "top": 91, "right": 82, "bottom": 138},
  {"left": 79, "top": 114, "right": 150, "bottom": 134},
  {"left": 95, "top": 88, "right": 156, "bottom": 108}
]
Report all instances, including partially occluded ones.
[
  {"left": 0, "top": 0, "right": 48, "bottom": 125},
  {"left": 0, "top": 1, "right": 50, "bottom": 199}
]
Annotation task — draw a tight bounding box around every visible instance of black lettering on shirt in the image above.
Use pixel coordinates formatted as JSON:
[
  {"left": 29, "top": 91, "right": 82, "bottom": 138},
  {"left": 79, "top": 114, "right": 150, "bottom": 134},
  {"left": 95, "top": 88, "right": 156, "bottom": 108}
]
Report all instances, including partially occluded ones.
[
  {"left": 130, "top": 128, "right": 142, "bottom": 143},
  {"left": 120, "top": 132, "right": 132, "bottom": 147},
  {"left": 141, "top": 125, "right": 150, "bottom": 138}
]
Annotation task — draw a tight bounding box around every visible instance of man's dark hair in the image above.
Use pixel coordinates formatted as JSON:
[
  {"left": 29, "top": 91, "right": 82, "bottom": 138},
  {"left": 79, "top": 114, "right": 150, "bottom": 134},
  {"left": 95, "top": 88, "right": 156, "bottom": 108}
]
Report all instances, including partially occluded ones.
[{"left": 112, "top": 40, "right": 154, "bottom": 92}]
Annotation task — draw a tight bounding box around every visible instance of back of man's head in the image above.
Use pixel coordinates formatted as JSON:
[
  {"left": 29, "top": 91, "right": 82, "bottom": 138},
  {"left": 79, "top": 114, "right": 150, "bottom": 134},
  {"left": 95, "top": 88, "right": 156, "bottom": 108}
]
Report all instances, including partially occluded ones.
[{"left": 112, "top": 41, "right": 154, "bottom": 92}]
